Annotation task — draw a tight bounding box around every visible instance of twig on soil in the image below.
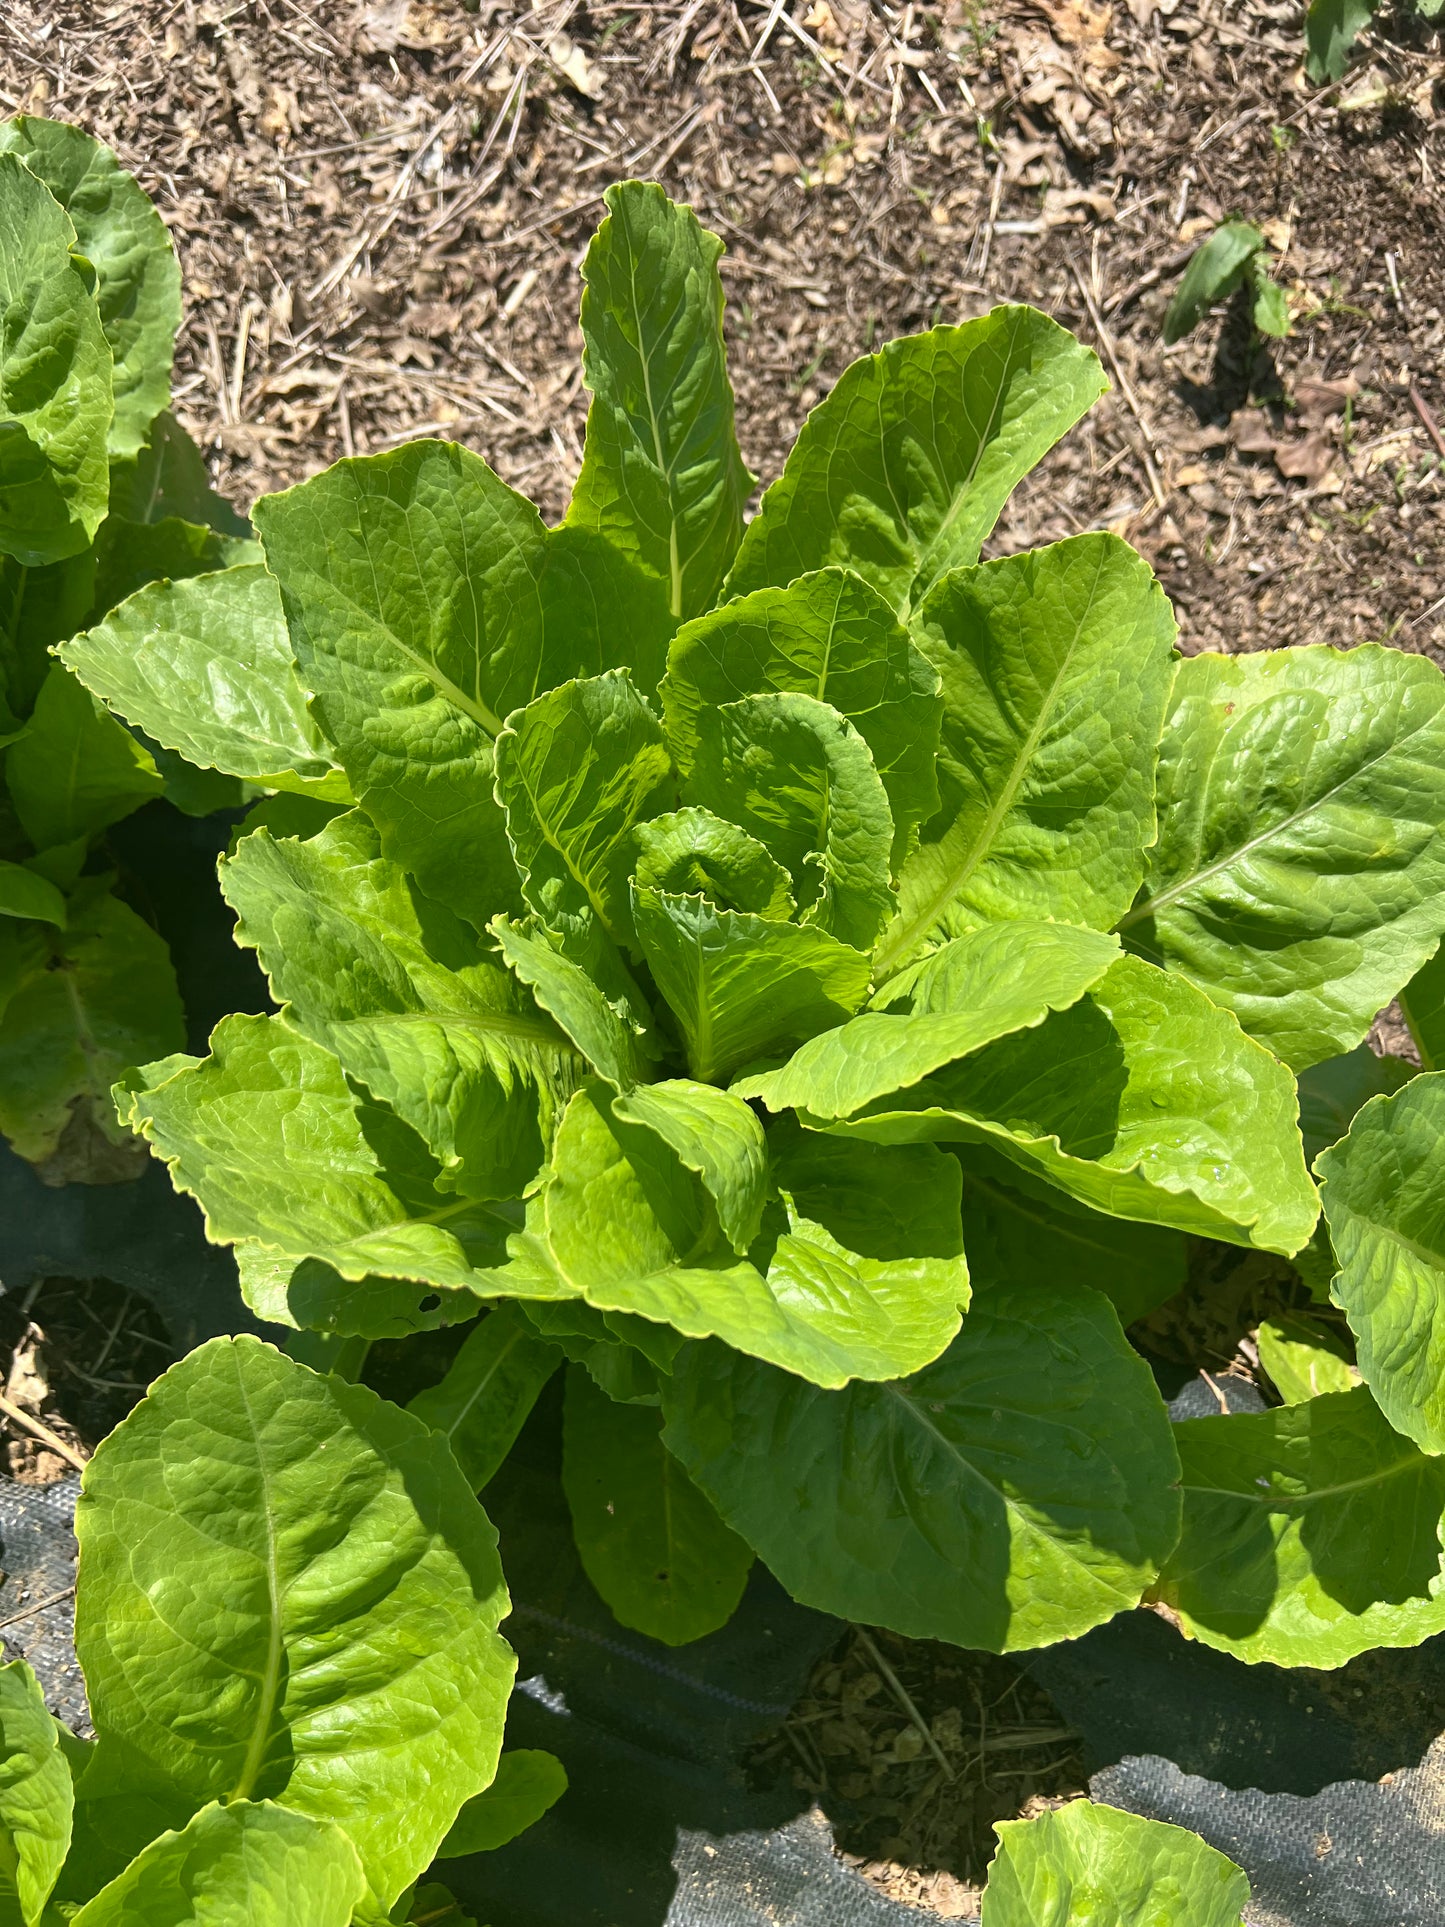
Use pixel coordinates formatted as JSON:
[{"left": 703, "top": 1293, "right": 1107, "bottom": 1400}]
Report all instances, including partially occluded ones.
[
  {"left": 854, "top": 1626, "right": 957, "bottom": 1784},
  {"left": 0, "top": 1586, "right": 75, "bottom": 1635},
  {"left": 1066, "top": 256, "right": 1167, "bottom": 509},
  {"left": 500, "top": 192, "right": 609, "bottom": 248},
  {"left": 1385, "top": 251, "right": 1407, "bottom": 317},
  {"left": 1410, "top": 387, "right": 1445, "bottom": 463},
  {"left": 0, "top": 1393, "right": 87, "bottom": 1475},
  {"left": 89, "top": 1300, "right": 129, "bottom": 1379},
  {"left": 782, "top": 1716, "right": 827, "bottom": 1786},
  {"left": 1199, "top": 1370, "right": 1231, "bottom": 1416},
  {"left": 971, "top": 163, "right": 1004, "bottom": 280}
]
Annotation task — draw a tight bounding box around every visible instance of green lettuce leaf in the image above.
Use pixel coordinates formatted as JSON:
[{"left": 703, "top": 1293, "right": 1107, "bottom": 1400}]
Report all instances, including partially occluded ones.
[
  {"left": 825, "top": 955, "right": 1319, "bottom": 1255},
  {"left": 494, "top": 669, "right": 673, "bottom": 953},
  {"left": 1161, "top": 222, "right": 1265, "bottom": 347},
  {"left": 233, "top": 1247, "right": 481, "bottom": 1341},
  {"left": 116, "top": 1013, "right": 521, "bottom": 1294},
  {"left": 685, "top": 692, "right": 895, "bottom": 951},
  {"left": 404, "top": 1884, "right": 477, "bottom": 1927},
  {"left": 7, "top": 664, "right": 162, "bottom": 850},
  {"left": 230, "top": 792, "right": 344, "bottom": 851},
  {"left": 521, "top": 1299, "right": 678, "bottom": 1405},
  {"left": 498, "top": 1084, "right": 968, "bottom": 1386},
  {"left": 491, "top": 912, "right": 660, "bottom": 1091},
  {"left": 0, "top": 547, "right": 96, "bottom": 723},
  {"left": 539, "top": 522, "right": 676, "bottom": 702},
  {"left": 1255, "top": 1313, "right": 1357, "bottom": 1404},
  {"left": 0, "top": 886, "right": 183, "bottom": 1168},
  {"left": 1305, "top": 0, "right": 1375, "bottom": 80},
  {"left": 75, "top": 1336, "right": 516, "bottom": 1908},
  {"left": 0, "top": 149, "right": 112, "bottom": 564},
  {"left": 0, "top": 1660, "right": 72, "bottom": 1926},
  {"left": 734, "top": 920, "right": 1119, "bottom": 1120},
  {"left": 1121, "top": 644, "right": 1445, "bottom": 1072},
  {"left": 611, "top": 1077, "right": 767, "bottom": 1254},
  {"left": 661, "top": 1281, "right": 1180, "bottom": 1651},
  {"left": 567, "top": 180, "right": 753, "bottom": 620},
  {"left": 1318, "top": 1073, "right": 1445, "bottom": 1453},
  {"left": 981, "top": 1800, "right": 1250, "bottom": 1927},
  {"left": 253, "top": 442, "right": 555, "bottom": 927},
  {"left": 87, "top": 515, "right": 254, "bottom": 624},
  {"left": 106, "top": 409, "right": 249, "bottom": 537},
  {"left": 436, "top": 1750, "right": 567, "bottom": 1858},
  {"left": 660, "top": 567, "right": 941, "bottom": 867},
  {"left": 632, "top": 807, "right": 795, "bottom": 917},
  {"left": 725, "top": 306, "right": 1105, "bottom": 615},
  {"left": 767, "top": 1121, "right": 968, "bottom": 1296},
  {"left": 407, "top": 1304, "right": 560, "bottom": 1491},
  {"left": 69, "top": 1799, "right": 365, "bottom": 1927},
  {"left": 1158, "top": 1387, "right": 1445, "bottom": 1667},
  {"left": 0, "top": 862, "right": 64, "bottom": 927},
  {"left": 956, "top": 1145, "right": 1187, "bottom": 1327},
  {"left": 879, "top": 534, "right": 1176, "bottom": 972},
  {"left": 59, "top": 565, "right": 347, "bottom": 798},
  {"left": 561, "top": 1365, "right": 753, "bottom": 1644},
  {"left": 631, "top": 886, "right": 870, "bottom": 1084},
  {"left": 0, "top": 118, "right": 180, "bottom": 461},
  {"left": 1296, "top": 1043, "right": 1415, "bottom": 1168},
  {"left": 222, "top": 812, "right": 583, "bottom": 1200}
]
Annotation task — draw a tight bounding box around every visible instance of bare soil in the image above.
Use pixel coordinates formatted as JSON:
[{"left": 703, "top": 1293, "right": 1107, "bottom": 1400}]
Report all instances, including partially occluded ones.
[
  {"left": 2, "top": 0, "right": 1439, "bottom": 663},
  {"left": 748, "top": 1624, "right": 1087, "bottom": 1918}
]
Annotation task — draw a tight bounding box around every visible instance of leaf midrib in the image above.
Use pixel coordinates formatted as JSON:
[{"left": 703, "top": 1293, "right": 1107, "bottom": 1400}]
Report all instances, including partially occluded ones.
[
  {"left": 882, "top": 1379, "right": 1138, "bottom": 1600},
  {"left": 876, "top": 541, "right": 1109, "bottom": 976},
  {"left": 1119, "top": 690, "right": 1443, "bottom": 929},
  {"left": 443, "top": 1321, "right": 526, "bottom": 1446},
  {"left": 319, "top": 576, "right": 506, "bottom": 740},
  {"left": 905, "top": 308, "right": 1024, "bottom": 612},
  {"left": 1180, "top": 1451, "right": 1428, "bottom": 1509},
  {"left": 511, "top": 748, "right": 620, "bottom": 942},
  {"left": 622, "top": 203, "right": 684, "bottom": 620},
  {"left": 229, "top": 1353, "right": 286, "bottom": 1802}
]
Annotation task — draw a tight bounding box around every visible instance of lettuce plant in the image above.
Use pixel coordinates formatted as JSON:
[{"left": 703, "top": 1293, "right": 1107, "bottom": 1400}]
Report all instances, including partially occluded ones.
[
  {"left": 1162, "top": 220, "right": 1290, "bottom": 346},
  {"left": 980, "top": 1800, "right": 1251, "bottom": 1926},
  {"left": 0, "top": 118, "right": 258, "bottom": 1181},
  {"left": 0, "top": 1333, "right": 560, "bottom": 1922},
  {"left": 60, "top": 179, "right": 1445, "bottom": 1686}
]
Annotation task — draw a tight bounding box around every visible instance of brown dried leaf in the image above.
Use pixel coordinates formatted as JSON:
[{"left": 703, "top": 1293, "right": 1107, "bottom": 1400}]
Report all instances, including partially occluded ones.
[
  {"left": 1042, "top": 0, "right": 1117, "bottom": 49},
  {"left": 1293, "top": 375, "right": 1359, "bottom": 424},
  {"left": 5, "top": 1329, "right": 49, "bottom": 1415},
  {"left": 1231, "top": 411, "right": 1279, "bottom": 456},
  {"left": 1273, "top": 431, "right": 1334, "bottom": 484}
]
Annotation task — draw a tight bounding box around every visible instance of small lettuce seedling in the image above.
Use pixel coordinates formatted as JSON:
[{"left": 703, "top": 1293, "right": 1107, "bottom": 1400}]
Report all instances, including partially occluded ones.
[
  {"left": 1305, "top": 0, "right": 1442, "bottom": 84},
  {"left": 1162, "top": 219, "right": 1290, "bottom": 346}
]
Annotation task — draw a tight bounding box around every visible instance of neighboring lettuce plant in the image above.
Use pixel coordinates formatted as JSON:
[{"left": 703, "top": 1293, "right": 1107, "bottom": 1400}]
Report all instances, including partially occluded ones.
[
  {"left": 0, "top": 1334, "right": 562, "bottom": 1923},
  {"left": 980, "top": 1800, "right": 1251, "bottom": 1926},
  {"left": 61, "top": 178, "right": 1445, "bottom": 1694},
  {"left": 1162, "top": 220, "right": 1290, "bottom": 346},
  {"left": 0, "top": 118, "right": 260, "bottom": 1181}
]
